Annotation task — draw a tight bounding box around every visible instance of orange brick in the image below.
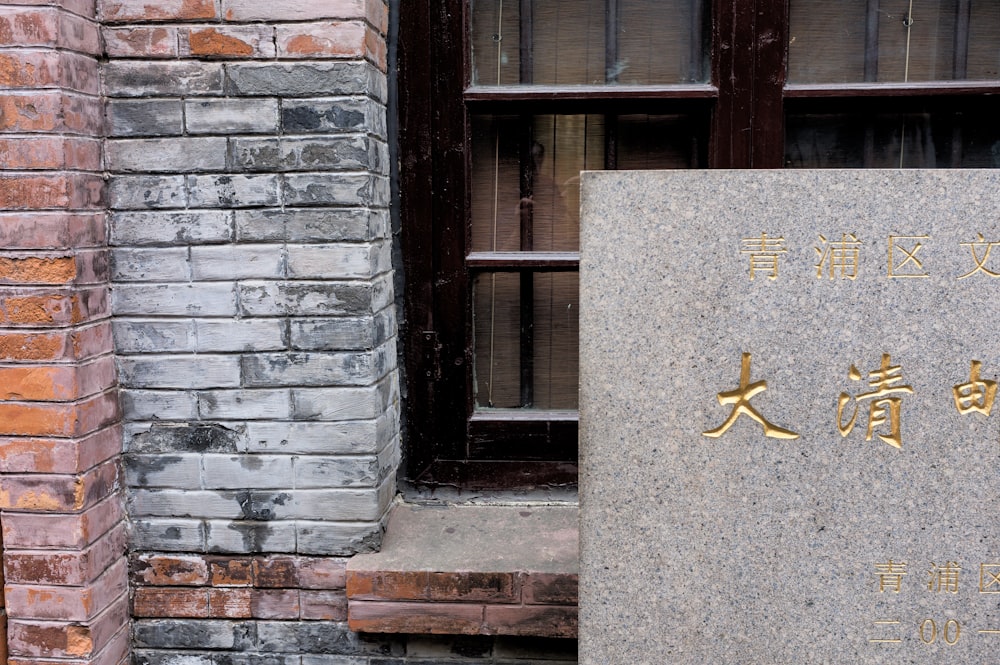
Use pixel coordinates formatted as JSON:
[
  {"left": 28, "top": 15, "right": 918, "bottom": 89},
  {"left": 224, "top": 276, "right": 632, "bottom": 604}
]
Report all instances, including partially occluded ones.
[
  {"left": 0, "top": 390, "right": 119, "bottom": 438},
  {"left": 0, "top": 256, "right": 76, "bottom": 284},
  {"left": 2, "top": 493, "right": 123, "bottom": 550},
  {"left": 250, "top": 589, "right": 299, "bottom": 619},
  {"left": 347, "top": 600, "right": 483, "bottom": 635},
  {"left": 133, "top": 588, "right": 209, "bottom": 618},
  {"left": 4, "top": 523, "right": 126, "bottom": 585},
  {"left": 0, "top": 286, "right": 108, "bottom": 326},
  {"left": 299, "top": 556, "right": 347, "bottom": 589},
  {"left": 102, "top": 0, "right": 217, "bottom": 22},
  {"left": 0, "top": 458, "right": 120, "bottom": 513},
  {"left": 0, "top": 138, "right": 101, "bottom": 171},
  {"left": 7, "top": 593, "right": 128, "bottom": 659},
  {"left": 0, "top": 51, "right": 98, "bottom": 94},
  {"left": 252, "top": 556, "right": 298, "bottom": 588},
  {"left": 5, "top": 558, "right": 127, "bottom": 622},
  {"left": 483, "top": 604, "right": 577, "bottom": 638},
  {"left": 0, "top": 356, "right": 116, "bottom": 402},
  {"left": 0, "top": 174, "right": 103, "bottom": 211},
  {"left": 299, "top": 590, "right": 347, "bottom": 621},
  {"left": 0, "top": 426, "right": 122, "bottom": 475},
  {"left": 426, "top": 572, "right": 518, "bottom": 603},
  {"left": 209, "top": 558, "right": 253, "bottom": 586},
  {"left": 187, "top": 27, "right": 253, "bottom": 57}
]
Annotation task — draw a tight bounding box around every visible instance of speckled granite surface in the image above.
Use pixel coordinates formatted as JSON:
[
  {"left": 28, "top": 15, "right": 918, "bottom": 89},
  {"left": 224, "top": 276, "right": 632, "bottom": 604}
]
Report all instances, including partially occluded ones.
[{"left": 579, "top": 171, "right": 1000, "bottom": 664}]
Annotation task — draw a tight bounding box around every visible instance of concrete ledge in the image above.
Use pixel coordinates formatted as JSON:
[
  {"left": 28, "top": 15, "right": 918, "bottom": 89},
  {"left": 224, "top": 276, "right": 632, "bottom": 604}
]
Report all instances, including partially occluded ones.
[{"left": 346, "top": 502, "right": 578, "bottom": 638}]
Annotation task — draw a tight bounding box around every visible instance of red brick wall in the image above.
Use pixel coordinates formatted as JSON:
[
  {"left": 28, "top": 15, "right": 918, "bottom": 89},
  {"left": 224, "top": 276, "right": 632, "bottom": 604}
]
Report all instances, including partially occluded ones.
[{"left": 0, "top": 1, "right": 128, "bottom": 664}]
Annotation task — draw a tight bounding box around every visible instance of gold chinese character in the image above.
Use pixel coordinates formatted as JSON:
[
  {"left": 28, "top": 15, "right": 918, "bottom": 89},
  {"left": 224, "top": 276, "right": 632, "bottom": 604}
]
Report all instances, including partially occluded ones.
[
  {"left": 702, "top": 352, "right": 799, "bottom": 440},
  {"left": 875, "top": 559, "right": 907, "bottom": 593},
  {"left": 980, "top": 564, "right": 1000, "bottom": 593},
  {"left": 815, "top": 233, "right": 861, "bottom": 280},
  {"left": 868, "top": 620, "right": 902, "bottom": 644},
  {"left": 958, "top": 233, "right": 1000, "bottom": 279},
  {"left": 837, "top": 354, "right": 913, "bottom": 449},
  {"left": 888, "top": 235, "right": 929, "bottom": 278},
  {"left": 740, "top": 233, "right": 788, "bottom": 281},
  {"left": 953, "top": 360, "right": 997, "bottom": 416},
  {"left": 928, "top": 561, "right": 960, "bottom": 593}
]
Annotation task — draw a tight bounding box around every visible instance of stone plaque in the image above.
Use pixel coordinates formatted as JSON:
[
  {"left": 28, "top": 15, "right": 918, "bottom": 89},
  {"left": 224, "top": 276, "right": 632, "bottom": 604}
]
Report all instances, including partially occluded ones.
[{"left": 579, "top": 171, "right": 1000, "bottom": 664}]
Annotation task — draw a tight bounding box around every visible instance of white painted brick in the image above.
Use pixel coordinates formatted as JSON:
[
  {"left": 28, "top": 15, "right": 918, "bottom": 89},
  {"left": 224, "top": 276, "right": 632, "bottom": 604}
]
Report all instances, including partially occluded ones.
[
  {"left": 119, "top": 355, "right": 242, "bottom": 389},
  {"left": 126, "top": 454, "right": 203, "bottom": 489},
  {"left": 132, "top": 518, "right": 205, "bottom": 551},
  {"left": 113, "top": 319, "right": 197, "bottom": 353},
  {"left": 204, "top": 520, "right": 296, "bottom": 554},
  {"left": 238, "top": 280, "right": 373, "bottom": 317},
  {"left": 108, "top": 137, "right": 228, "bottom": 173},
  {"left": 201, "top": 454, "right": 294, "bottom": 489},
  {"left": 112, "top": 247, "right": 190, "bottom": 282},
  {"left": 109, "top": 175, "right": 187, "bottom": 210},
  {"left": 129, "top": 490, "right": 243, "bottom": 519},
  {"left": 186, "top": 175, "right": 281, "bottom": 209},
  {"left": 295, "top": 520, "right": 381, "bottom": 555},
  {"left": 189, "top": 244, "right": 284, "bottom": 280},
  {"left": 111, "top": 210, "right": 232, "bottom": 246},
  {"left": 285, "top": 243, "right": 386, "bottom": 279},
  {"left": 264, "top": 489, "right": 382, "bottom": 521},
  {"left": 197, "top": 389, "right": 292, "bottom": 420},
  {"left": 290, "top": 386, "right": 380, "bottom": 420},
  {"left": 113, "top": 283, "right": 237, "bottom": 316},
  {"left": 242, "top": 421, "right": 379, "bottom": 454},
  {"left": 293, "top": 455, "right": 378, "bottom": 489},
  {"left": 241, "top": 351, "right": 381, "bottom": 387},
  {"left": 121, "top": 389, "right": 198, "bottom": 421},
  {"left": 195, "top": 319, "right": 285, "bottom": 352},
  {"left": 185, "top": 98, "right": 279, "bottom": 134}
]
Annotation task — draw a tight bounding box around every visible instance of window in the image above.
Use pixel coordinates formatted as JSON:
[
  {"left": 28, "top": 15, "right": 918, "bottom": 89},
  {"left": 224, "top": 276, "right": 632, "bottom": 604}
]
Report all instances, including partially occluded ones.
[{"left": 397, "top": 0, "right": 1000, "bottom": 490}]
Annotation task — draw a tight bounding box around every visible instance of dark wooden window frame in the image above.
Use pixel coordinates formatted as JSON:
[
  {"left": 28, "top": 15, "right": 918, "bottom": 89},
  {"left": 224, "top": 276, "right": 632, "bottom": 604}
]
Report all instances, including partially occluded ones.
[{"left": 397, "top": 0, "right": 1000, "bottom": 491}]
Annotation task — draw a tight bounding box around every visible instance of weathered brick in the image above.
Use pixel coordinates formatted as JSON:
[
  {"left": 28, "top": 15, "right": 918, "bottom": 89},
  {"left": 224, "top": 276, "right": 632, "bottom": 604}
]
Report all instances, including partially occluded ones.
[
  {"left": 293, "top": 455, "right": 378, "bottom": 489},
  {"left": 242, "top": 421, "right": 379, "bottom": 455},
  {"left": 119, "top": 354, "right": 241, "bottom": 389},
  {"left": 0, "top": 457, "right": 119, "bottom": 512},
  {"left": 134, "top": 649, "right": 214, "bottom": 665},
  {"left": 109, "top": 175, "right": 187, "bottom": 210},
  {"left": 208, "top": 588, "right": 251, "bottom": 618},
  {"left": 0, "top": 424, "right": 122, "bottom": 474},
  {"left": 111, "top": 210, "right": 232, "bottom": 246},
  {"left": 132, "top": 554, "right": 209, "bottom": 586},
  {"left": 298, "top": 557, "right": 347, "bottom": 589},
  {"left": 103, "top": 26, "right": 177, "bottom": 58},
  {"left": 120, "top": 389, "right": 198, "bottom": 421},
  {"left": 0, "top": 285, "right": 109, "bottom": 327},
  {"left": 286, "top": 242, "right": 388, "bottom": 279},
  {"left": 127, "top": 423, "right": 243, "bottom": 454},
  {"left": 107, "top": 138, "right": 227, "bottom": 173},
  {"left": 106, "top": 99, "right": 183, "bottom": 137},
  {"left": 112, "top": 284, "right": 236, "bottom": 317},
  {"left": 0, "top": 212, "right": 106, "bottom": 251},
  {"left": 7, "top": 594, "right": 128, "bottom": 659},
  {"left": 3, "top": 523, "right": 126, "bottom": 585},
  {"left": 290, "top": 310, "right": 394, "bottom": 351},
  {"left": 0, "top": 91, "right": 103, "bottom": 135},
  {"left": 186, "top": 175, "right": 280, "bottom": 209},
  {"left": 299, "top": 590, "right": 348, "bottom": 620},
  {"left": 251, "top": 556, "right": 297, "bottom": 587},
  {"left": 132, "top": 619, "right": 253, "bottom": 650},
  {"left": 255, "top": 619, "right": 390, "bottom": 654},
  {"left": 280, "top": 98, "right": 374, "bottom": 135},
  {"left": 182, "top": 26, "right": 274, "bottom": 59},
  {"left": 276, "top": 22, "right": 366, "bottom": 59},
  {"left": 111, "top": 248, "right": 190, "bottom": 282},
  {"left": 2, "top": 493, "right": 123, "bottom": 549},
  {"left": 234, "top": 208, "right": 379, "bottom": 242},
  {"left": 0, "top": 136, "right": 101, "bottom": 170},
  {"left": 130, "top": 489, "right": 247, "bottom": 520},
  {"left": 5, "top": 558, "right": 127, "bottom": 622},
  {"left": 196, "top": 390, "right": 291, "bottom": 420},
  {"left": 226, "top": 62, "right": 386, "bottom": 100},
  {"left": 241, "top": 349, "right": 389, "bottom": 387},
  {"left": 102, "top": 0, "right": 217, "bottom": 22},
  {"left": 290, "top": 385, "right": 386, "bottom": 421},
  {"left": 208, "top": 557, "right": 253, "bottom": 587},
  {"left": 237, "top": 281, "right": 375, "bottom": 317},
  {"left": 185, "top": 99, "right": 278, "bottom": 134},
  {"left": 282, "top": 173, "right": 388, "bottom": 207},
  {"left": 250, "top": 589, "right": 299, "bottom": 619},
  {"left": 295, "top": 520, "right": 381, "bottom": 556},
  {"left": 194, "top": 319, "right": 284, "bottom": 352},
  {"left": 347, "top": 601, "right": 484, "bottom": 636},
  {"left": 113, "top": 319, "right": 196, "bottom": 354},
  {"left": 0, "top": 251, "right": 103, "bottom": 286},
  {"left": 221, "top": 0, "right": 368, "bottom": 21},
  {"left": 103, "top": 61, "right": 224, "bottom": 97},
  {"left": 125, "top": 454, "right": 202, "bottom": 489},
  {"left": 131, "top": 519, "right": 205, "bottom": 552},
  {"left": 0, "top": 173, "right": 104, "bottom": 210},
  {"left": 204, "top": 520, "right": 297, "bottom": 554},
  {"left": 284, "top": 488, "right": 386, "bottom": 521},
  {"left": 521, "top": 573, "right": 579, "bottom": 605},
  {"left": 0, "top": 50, "right": 99, "bottom": 94},
  {"left": 482, "top": 605, "right": 578, "bottom": 638},
  {"left": 201, "top": 455, "right": 294, "bottom": 490},
  {"left": 134, "top": 588, "right": 209, "bottom": 618}
]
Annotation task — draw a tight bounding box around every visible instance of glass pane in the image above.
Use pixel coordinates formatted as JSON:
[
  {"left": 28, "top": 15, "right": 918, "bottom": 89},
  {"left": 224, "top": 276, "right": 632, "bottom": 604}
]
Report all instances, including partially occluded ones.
[
  {"left": 470, "top": 0, "right": 709, "bottom": 85},
  {"left": 470, "top": 114, "right": 703, "bottom": 253},
  {"left": 473, "top": 272, "right": 579, "bottom": 410},
  {"left": 788, "top": 0, "right": 1000, "bottom": 83},
  {"left": 786, "top": 111, "right": 1000, "bottom": 167}
]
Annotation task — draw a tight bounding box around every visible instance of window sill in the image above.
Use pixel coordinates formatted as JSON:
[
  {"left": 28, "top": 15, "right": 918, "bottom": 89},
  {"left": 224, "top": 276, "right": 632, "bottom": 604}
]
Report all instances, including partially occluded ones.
[{"left": 346, "top": 502, "right": 578, "bottom": 638}]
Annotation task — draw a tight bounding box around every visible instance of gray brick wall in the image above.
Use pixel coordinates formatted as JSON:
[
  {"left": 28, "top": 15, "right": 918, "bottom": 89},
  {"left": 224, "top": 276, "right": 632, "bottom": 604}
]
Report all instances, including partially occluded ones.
[{"left": 105, "top": 12, "right": 398, "bottom": 556}]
